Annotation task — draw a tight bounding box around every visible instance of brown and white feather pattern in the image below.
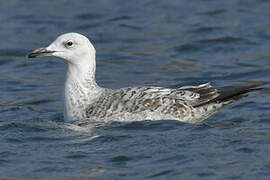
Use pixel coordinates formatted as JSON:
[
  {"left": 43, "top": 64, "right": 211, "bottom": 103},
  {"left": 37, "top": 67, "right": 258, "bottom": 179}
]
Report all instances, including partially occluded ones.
[{"left": 80, "top": 83, "right": 228, "bottom": 123}]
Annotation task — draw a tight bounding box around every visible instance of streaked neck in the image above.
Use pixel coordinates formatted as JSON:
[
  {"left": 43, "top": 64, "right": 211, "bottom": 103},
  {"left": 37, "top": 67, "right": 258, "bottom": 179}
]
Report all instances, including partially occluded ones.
[
  {"left": 66, "top": 61, "right": 97, "bottom": 87},
  {"left": 64, "top": 59, "right": 100, "bottom": 122}
]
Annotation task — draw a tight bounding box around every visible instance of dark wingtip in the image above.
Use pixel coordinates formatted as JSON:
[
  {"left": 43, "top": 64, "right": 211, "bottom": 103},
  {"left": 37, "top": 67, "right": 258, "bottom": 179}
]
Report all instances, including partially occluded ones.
[
  {"left": 194, "top": 81, "right": 270, "bottom": 107},
  {"left": 27, "top": 52, "right": 38, "bottom": 58},
  {"left": 215, "top": 81, "right": 269, "bottom": 103}
]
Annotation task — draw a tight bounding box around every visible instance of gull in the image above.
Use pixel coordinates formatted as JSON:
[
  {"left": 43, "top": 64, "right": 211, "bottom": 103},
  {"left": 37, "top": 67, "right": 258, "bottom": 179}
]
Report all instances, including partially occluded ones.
[{"left": 28, "top": 32, "right": 266, "bottom": 123}]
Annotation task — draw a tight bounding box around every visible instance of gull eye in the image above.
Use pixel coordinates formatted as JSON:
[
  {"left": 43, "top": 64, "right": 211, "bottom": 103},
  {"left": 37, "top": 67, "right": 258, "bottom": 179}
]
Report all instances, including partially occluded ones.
[{"left": 65, "top": 41, "right": 73, "bottom": 47}]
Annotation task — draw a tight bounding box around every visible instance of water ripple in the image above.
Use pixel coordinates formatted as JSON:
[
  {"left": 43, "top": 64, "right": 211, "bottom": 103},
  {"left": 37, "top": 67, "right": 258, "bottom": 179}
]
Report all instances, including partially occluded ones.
[
  {"left": 0, "top": 48, "right": 27, "bottom": 57},
  {"left": 199, "top": 9, "right": 227, "bottom": 16},
  {"left": 197, "top": 36, "right": 245, "bottom": 44},
  {"left": 1, "top": 0, "right": 270, "bottom": 179},
  {"left": 108, "top": 15, "right": 132, "bottom": 22},
  {"left": 0, "top": 122, "right": 45, "bottom": 132},
  {"left": 75, "top": 13, "right": 104, "bottom": 20}
]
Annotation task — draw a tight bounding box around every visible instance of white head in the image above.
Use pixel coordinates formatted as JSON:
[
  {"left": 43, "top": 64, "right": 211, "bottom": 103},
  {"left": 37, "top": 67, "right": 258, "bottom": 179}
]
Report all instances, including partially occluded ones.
[
  {"left": 28, "top": 33, "right": 100, "bottom": 122},
  {"left": 28, "top": 32, "right": 97, "bottom": 82},
  {"left": 28, "top": 32, "right": 96, "bottom": 65}
]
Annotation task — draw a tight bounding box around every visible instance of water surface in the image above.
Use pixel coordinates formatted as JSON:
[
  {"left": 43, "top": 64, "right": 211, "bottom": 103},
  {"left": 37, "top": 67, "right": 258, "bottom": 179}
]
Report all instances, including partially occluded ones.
[{"left": 1, "top": 0, "right": 270, "bottom": 179}]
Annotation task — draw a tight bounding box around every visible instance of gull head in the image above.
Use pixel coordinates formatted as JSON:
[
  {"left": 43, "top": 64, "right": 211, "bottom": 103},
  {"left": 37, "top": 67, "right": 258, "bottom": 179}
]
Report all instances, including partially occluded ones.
[{"left": 27, "top": 32, "right": 96, "bottom": 65}]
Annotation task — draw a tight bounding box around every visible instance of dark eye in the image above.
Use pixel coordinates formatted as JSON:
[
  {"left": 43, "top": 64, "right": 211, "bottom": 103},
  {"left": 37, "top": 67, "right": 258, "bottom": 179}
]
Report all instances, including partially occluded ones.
[{"left": 66, "top": 41, "right": 73, "bottom": 47}]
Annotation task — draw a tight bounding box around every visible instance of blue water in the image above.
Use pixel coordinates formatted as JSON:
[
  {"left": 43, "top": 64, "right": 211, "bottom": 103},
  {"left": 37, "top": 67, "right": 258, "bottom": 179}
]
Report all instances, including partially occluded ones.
[{"left": 1, "top": 0, "right": 270, "bottom": 179}]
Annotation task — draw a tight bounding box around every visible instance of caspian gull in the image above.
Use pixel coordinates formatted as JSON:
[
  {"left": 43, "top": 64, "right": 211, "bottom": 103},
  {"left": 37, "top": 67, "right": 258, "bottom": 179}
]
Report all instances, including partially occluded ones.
[{"left": 27, "top": 32, "right": 266, "bottom": 123}]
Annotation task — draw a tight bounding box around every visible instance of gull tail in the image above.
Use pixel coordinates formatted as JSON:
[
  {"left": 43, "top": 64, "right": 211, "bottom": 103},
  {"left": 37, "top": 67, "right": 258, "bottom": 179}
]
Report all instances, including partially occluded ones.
[
  {"left": 194, "top": 82, "right": 268, "bottom": 107},
  {"left": 184, "top": 82, "right": 269, "bottom": 123}
]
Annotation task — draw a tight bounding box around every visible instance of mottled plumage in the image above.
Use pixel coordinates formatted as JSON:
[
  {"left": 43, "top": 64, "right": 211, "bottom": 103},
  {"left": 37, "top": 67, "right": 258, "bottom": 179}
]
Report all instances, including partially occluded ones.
[{"left": 28, "top": 33, "right": 266, "bottom": 124}]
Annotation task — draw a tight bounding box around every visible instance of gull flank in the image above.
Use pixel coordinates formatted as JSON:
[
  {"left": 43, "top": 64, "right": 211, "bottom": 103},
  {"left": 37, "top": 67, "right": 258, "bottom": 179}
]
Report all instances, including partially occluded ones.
[{"left": 28, "top": 32, "right": 266, "bottom": 123}]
